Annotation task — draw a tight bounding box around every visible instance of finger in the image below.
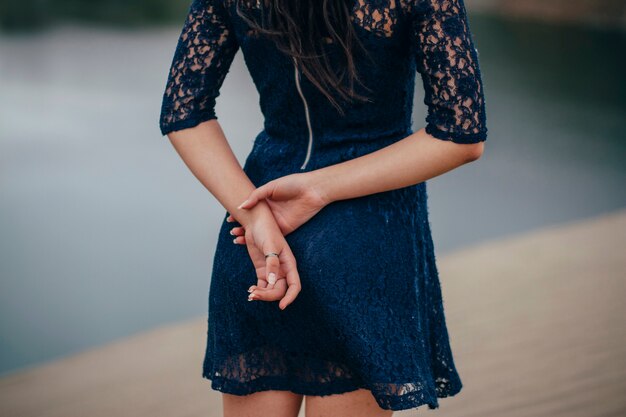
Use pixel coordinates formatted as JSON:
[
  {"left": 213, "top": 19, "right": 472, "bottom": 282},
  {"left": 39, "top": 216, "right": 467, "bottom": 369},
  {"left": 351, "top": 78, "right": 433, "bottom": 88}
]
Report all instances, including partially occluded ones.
[
  {"left": 256, "top": 276, "right": 268, "bottom": 288},
  {"left": 242, "top": 241, "right": 268, "bottom": 288},
  {"left": 232, "top": 235, "right": 246, "bottom": 244},
  {"left": 264, "top": 247, "right": 281, "bottom": 290},
  {"left": 249, "top": 279, "right": 287, "bottom": 302},
  {"left": 226, "top": 213, "right": 241, "bottom": 224},
  {"left": 278, "top": 248, "right": 301, "bottom": 310},
  {"left": 237, "top": 183, "right": 274, "bottom": 210},
  {"left": 250, "top": 277, "right": 285, "bottom": 293},
  {"left": 255, "top": 263, "right": 288, "bottom": 289},
  {"left": 248, "top": 277, "right": 287, "bottom": 301},
  {"left": 229, "top": 226, "right": 245, "bottom": 237},
  {"left": 248, "top": 283, "right": 273, "bottom": 293}
]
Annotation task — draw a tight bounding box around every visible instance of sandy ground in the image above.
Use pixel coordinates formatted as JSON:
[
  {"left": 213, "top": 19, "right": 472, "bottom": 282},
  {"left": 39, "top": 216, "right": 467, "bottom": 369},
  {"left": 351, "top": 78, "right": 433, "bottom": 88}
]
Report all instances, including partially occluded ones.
[{"left": 1, "top": 209, "right": 624, "bottom": 417}]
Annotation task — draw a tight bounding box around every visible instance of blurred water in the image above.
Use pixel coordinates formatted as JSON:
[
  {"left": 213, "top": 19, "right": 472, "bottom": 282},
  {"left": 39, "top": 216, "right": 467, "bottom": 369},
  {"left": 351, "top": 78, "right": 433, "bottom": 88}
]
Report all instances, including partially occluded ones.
[{"left": 0, "top": 16, "right": 624, "bottom": 376}]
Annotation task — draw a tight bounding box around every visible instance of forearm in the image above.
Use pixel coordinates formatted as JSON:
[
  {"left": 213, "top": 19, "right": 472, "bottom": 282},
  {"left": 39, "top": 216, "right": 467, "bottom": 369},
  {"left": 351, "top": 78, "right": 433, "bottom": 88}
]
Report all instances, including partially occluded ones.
[
  {"left": 311, "top": 128, "right": 484, "bottom": 203},
  {"left": 167, "top": 119, "right": 272, "bottom": 226}
]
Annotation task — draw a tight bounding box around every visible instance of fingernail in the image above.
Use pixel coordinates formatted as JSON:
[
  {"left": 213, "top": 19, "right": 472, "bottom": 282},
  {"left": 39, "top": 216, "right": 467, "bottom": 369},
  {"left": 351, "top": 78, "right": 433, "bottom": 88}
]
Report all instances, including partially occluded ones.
[
  {"left": 248, "top": 293, "right": 255, "bottom": 301},
  {"left": 247, "top": 286, "right": 255, "bottom": 293},
  {"left": 226, "top": 217, "right": 233, "bottom": 223},
  {"left": 229, "top": 229, "right": 234, "bottom": 235},
  {"left": 233, "top": 238, "right": 238, "bottom": 244},
  {"left": 268, "top": 272, "right": 276, "bottom": 285},
  {"left": 237, "top": 199, "right": 249, "bottom": 209}
]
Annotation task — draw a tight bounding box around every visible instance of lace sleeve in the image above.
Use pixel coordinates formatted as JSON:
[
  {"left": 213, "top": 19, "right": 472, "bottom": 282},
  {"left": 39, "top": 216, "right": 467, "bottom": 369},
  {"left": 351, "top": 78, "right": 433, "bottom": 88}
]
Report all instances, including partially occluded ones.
[
  {"left": 159, "top": 0, "right": 239, "bottom": 136},
  {"left": 411, "top": 0, "right": 487, "bottom": 143}
]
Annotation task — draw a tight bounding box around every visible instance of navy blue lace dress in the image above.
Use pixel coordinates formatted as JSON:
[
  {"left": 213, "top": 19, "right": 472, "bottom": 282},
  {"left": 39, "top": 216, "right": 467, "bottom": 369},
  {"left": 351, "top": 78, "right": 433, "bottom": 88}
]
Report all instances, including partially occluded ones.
[{"left": 159, "top": 0, "right": 487, "bottom": 411}]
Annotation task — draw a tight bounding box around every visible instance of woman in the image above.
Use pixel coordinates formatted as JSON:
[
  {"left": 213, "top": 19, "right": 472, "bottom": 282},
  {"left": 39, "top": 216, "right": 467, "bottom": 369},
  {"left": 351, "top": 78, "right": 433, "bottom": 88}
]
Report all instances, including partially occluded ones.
[{"left": 159, "top": 0, "right": 487, "bottom": 415}]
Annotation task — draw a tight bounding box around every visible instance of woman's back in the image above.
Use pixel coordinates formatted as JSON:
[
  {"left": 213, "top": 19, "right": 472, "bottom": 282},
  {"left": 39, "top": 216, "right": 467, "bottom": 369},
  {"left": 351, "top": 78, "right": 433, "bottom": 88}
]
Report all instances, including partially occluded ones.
[
  {"left": 159, "top": 0, "right": 487, "bottom": 161},
  {"left": 158, "top": 0, "right": 487, "bottom": 412}
]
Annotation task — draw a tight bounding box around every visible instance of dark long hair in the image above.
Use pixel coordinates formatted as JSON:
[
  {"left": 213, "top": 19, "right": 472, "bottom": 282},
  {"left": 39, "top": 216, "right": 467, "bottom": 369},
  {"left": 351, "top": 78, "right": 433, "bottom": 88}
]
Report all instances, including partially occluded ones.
[{"left": 235, "top": 0, "right": 375, "bottom": 115}]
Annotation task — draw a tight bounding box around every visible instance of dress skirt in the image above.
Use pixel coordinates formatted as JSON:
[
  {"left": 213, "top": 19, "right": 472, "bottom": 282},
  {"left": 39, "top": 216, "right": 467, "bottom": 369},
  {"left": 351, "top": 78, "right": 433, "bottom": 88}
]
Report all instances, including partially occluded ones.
[{"left": 202, "top": 128, "right": 463, "bottom": 411}]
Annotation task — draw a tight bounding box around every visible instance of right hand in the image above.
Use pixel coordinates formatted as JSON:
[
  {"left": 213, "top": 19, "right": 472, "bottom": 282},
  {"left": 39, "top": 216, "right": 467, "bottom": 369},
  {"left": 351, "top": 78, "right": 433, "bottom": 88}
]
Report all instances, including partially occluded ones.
[
  {"left": 233, "top": 207, "right": 302, "bottom": 310},
  {"left": 232, "top": 172, "right": 330, "bottom": 236}
]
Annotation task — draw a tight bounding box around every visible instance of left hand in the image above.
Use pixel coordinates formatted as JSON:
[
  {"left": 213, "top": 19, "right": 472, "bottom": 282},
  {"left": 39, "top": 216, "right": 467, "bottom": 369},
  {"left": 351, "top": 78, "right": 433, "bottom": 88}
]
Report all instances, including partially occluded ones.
[
  {"left": 232, "top": 203, "right": 302, "bottom": 309},
  {"left": 229, "top": 172, "right": 330, "bottom": 239}
]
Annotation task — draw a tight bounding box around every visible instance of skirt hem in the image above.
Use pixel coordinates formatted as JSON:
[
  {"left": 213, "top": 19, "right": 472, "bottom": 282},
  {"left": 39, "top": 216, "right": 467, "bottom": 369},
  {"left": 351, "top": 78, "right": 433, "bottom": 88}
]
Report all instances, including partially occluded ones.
[{"left": 201, "top": 371, "right": 462, "bottom": 411}]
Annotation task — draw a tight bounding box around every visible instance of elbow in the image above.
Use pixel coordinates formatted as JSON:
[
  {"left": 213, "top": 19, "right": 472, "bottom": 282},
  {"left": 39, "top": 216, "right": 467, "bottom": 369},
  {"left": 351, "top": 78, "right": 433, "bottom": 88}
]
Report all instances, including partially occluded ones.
[
  {"left": 423, "top": 125, "right": 486, "bottom": 162},
  {"left": 462, "top": 141, "right": 485, "bottom": 163}
]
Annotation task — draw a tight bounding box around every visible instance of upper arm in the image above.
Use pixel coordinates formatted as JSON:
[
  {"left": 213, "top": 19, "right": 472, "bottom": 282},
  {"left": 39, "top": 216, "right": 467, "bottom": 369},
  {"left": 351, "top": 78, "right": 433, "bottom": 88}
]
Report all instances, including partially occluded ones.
[
  {"left": 159, "top": 0, "right": 240, "bottom": 136},
  {"left": 410, "top": 0, "right": 487, "bottom": 144}
]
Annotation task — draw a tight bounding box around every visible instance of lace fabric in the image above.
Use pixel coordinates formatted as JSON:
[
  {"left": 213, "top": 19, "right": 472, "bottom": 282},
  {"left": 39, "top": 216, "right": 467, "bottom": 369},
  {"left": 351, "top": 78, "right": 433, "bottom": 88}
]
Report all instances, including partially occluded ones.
[
  {"left": 205, "top": 342, "right": 461, "bottom": 410},
  {"left": 159, "top": 0, "right": 487, "bottom": 143},
  {"left": 349, "top": 0, "right": 488, "bottom": 143},
  {"left": 159, "top": 0, "right": 239, "bottom": 135},
  {"left": 159, "top": 0, "right": 486, "bottom": 411},
  {"left": 203, "top": 176, "right": 464, "bottom": 411},
  {"left": 410, "top": 0, "right": 487, "bottom": 142}
]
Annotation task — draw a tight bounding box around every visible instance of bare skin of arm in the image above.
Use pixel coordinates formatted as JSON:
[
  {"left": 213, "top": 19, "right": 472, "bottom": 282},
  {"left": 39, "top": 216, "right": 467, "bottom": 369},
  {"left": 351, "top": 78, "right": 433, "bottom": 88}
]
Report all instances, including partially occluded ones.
[
  {"left": 167, "top": 119, "right": 302, "bottom": 310},
  {"left": 235, "top": 127, "right": 483, "bottom": 230},
  {"left": 234, "top": 127, "right": 484, "bottom": 300},
  {"left": 309, "top": 127, "right": 484, "bottom": 204}
]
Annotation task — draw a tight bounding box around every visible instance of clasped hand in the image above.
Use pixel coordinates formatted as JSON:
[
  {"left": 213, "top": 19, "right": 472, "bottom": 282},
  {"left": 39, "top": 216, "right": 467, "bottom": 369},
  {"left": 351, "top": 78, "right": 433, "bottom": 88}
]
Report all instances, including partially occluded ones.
[{"left": 229, "top": 172, "right": 330, "bottom": 309}]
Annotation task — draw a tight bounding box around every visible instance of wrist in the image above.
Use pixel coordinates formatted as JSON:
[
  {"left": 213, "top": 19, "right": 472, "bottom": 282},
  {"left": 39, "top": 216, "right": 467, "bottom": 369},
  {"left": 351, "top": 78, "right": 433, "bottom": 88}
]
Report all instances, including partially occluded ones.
[
  {"left": 306, "top": 169, "right": 336, "bottom": 206},
  {"left": 236, "top": 199, "right": 274, "bottom": 229}
]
